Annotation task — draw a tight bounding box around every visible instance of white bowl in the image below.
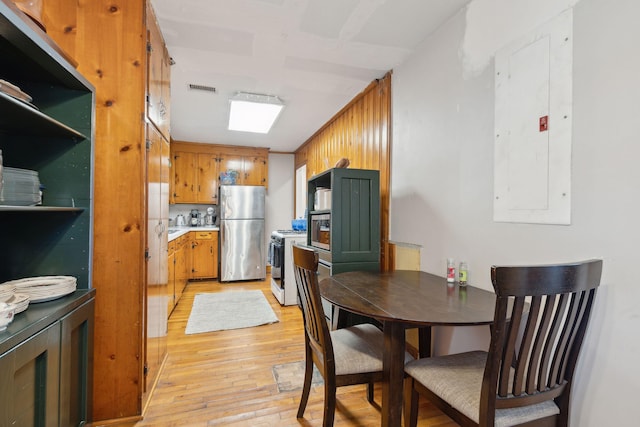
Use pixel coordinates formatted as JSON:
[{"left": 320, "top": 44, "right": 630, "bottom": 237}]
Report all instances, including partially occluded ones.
[{"left": 0, "top": 302, "right": 16, "bottom": 331}]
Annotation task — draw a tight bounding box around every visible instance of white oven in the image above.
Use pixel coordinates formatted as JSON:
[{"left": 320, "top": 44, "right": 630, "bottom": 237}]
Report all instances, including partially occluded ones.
[{"left": 269, "top": 230, "right": 306, "bottom": 305}]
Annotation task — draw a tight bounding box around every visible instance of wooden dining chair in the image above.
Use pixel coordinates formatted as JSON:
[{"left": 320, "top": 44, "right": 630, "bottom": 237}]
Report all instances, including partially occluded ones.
[
  {"left": 293, "top": 244, "right": 402, "bottom": 427},
  {"left": 403, "top": 259, "right": 603, "bottom": 427}
]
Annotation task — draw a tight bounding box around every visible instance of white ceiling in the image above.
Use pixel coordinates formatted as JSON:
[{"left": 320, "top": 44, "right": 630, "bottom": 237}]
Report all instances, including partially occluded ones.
[{"left": 151, "top": 0, "right": 471, "bottom": 152}]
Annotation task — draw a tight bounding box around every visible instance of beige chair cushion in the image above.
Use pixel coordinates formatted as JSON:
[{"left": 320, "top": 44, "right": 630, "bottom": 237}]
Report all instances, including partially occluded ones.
[
  {"left": 331, "top": 323, "right": 413, "bottom": 376},
  {"left": 404, "top": 351, "right": 559, "bottom": 427}
]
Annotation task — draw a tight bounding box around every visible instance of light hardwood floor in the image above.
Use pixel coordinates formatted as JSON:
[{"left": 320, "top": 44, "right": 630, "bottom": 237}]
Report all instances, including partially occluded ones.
[{"left": 135, "top": 277, "right": 459, "bottom": 426}]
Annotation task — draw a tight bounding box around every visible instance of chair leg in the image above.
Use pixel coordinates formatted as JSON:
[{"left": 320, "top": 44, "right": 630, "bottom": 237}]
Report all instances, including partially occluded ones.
[
  {"left": 555, "top": 390, "right": 571, "bottom": 427},
  {"left": 323, "top": 381, "right": 337, "bottom": 427},
  {"left": 296, "top": 348, "right": 314, "bottom": 418},
  {"left": 367, "top": 381, "right": 374, "bottom": 403},
  {"left": 403, "top": 377, "right": 419, "bottom": 427}
]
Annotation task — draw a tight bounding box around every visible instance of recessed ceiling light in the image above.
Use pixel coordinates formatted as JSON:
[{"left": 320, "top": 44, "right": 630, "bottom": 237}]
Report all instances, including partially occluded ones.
[{"left": 228, "top": 92, "right": 284, "bottom": 134}]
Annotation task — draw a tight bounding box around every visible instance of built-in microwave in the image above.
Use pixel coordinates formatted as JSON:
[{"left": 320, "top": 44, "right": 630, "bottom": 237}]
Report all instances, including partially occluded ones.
[{"left": 310, "top": 213, "right": 331, "bottom": 250}]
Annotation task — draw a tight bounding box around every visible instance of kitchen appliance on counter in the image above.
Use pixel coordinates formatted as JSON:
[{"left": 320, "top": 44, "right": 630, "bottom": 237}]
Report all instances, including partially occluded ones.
[
  {"left": 309, "top": 213, "right": 331, "bottom": 250},
  {"left": 269, "top": 230, "right": 307, "bottom": 305},
  {"left": 190, "top": 209, "right": 200, "bottom": 226},
  {"left": 175, "top": 214, "right": 186, "bottom": 226},
  {"left": 205, "top": 206, "right": 216, "bottom": 225},
  {"left": 219, "top": 185, "right": 266, "bottom": 281}
]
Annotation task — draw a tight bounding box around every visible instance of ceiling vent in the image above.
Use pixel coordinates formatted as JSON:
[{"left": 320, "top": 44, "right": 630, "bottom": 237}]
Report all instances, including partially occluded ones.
[{"left": 188, "top": 84, "right": 217, "bottom": 93}]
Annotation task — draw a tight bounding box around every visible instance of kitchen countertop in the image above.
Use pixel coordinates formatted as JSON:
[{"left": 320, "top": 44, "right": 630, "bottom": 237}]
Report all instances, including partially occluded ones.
[{"left": 168, "top": 225, "right": 219, "bottom": 241}]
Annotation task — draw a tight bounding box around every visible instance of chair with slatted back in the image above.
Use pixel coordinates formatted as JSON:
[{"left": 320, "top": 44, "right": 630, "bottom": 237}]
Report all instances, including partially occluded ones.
[
  {"left": 403, "top": 259, "right": 603, "bottom": 427},
  {"left": 293, "top": 244, "right": 400, "bottom": 427}
]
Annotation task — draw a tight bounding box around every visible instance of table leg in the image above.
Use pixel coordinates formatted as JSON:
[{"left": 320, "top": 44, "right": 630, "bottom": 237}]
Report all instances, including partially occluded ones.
[
  {"left": 418, "top": 326, "right": 432, "bottom": 358},
  {"left": 381, "top": 321, "right": 404, "bottom": 427}
]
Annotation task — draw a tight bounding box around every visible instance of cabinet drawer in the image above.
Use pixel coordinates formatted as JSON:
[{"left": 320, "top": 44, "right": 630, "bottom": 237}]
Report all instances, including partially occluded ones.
[
  {"left": 168, "top": 240, "right": 176, "bottom": 253},
  {"left": 194, "top": 231, "right": 213, "bottom": 240}
]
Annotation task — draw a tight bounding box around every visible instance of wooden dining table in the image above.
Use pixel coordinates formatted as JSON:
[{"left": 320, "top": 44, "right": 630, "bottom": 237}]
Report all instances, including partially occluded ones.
[{"left": 319, "top": 269, "right": 497, "bottom": 427}]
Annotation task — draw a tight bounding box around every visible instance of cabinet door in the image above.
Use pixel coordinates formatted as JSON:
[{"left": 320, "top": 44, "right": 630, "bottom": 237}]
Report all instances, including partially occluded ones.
[
  {"left": 185, "top": 234, "right": 193, "bottom": 284},
  {"left": 243, "top": 156, "right": 268, "bottom": 187},
  {"left": 191, "top": 231, "right": 216, "bottom": 279},
  {"left": 197, "top": 153, "right": 219, "bottom": 204},
  {"left": 174, "top": 236, "right": 189, "bottom": 302},
  {"left": 0, "top": 323, "right": 61, "bottom": 427},
  {"left": 167, "top": 249, "right": 175, "bottom": 315},
  {"left": 159, "top": 44, "right": 171, "bottom": 138},
  {"left": 146, "top": 3, "right": 170, "bottom": 139},
  {"left": 145, "top": 125, "right": 168, "bottom": 395},
  {"left": 211, "top": 231, "right": 219, "bottom": 279},
  {"left": 172, "top": 151, "right": 197, "bottom": 203},
  {"left": 59, "top": 298, "right": 95, "bottom": 427},
  {"left": 218, "top": 153, "right": 245, "bottom": 184}
]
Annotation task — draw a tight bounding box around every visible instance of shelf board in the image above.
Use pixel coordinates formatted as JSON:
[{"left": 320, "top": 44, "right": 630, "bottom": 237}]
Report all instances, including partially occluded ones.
[
  {"left": 0, "top": 206, "right": 85, "bottom": 212},
  {"left": 0, "top": 91, "right": 88, "bottom": 140},
  {"left": 0, "top": 0, "right": 91, "bottom": 91}
]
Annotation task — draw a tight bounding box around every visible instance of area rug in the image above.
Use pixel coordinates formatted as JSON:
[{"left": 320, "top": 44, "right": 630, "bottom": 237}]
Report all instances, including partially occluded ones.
[
  {"left": 272, "top": 360, "right": 323, "bottom": 392},
  {"left": 185, "top": 290, "right": 279, "bottom": 334}
]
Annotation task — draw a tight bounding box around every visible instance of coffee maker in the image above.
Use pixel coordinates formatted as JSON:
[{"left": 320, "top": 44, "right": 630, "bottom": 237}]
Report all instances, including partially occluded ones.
[{"left": 190, "top": 209, "right": 200, "bottom": 226}]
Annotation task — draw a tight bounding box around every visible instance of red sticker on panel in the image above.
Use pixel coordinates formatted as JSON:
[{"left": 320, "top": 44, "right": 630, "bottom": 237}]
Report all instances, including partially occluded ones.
[{"left": 539, "top": 115, "right": 548, "bottom": 132}]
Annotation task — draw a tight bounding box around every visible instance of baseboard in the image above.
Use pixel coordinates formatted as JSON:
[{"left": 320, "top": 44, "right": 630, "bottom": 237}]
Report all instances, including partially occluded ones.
[
  {"left": 89, "top": 415, "right": 143, "bottom": 427},
  {"left": 141, "top": 351, "right": 169, "bottom": 416}
]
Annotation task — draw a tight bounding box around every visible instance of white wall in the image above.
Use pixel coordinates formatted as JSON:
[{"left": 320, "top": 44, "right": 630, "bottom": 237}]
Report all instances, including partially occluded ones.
[
  {"left": 266, "top": 153, "right": 296, "bottom": 235},
  {"left": 390, "top": 0, "right": 640, "bottom": 425}
]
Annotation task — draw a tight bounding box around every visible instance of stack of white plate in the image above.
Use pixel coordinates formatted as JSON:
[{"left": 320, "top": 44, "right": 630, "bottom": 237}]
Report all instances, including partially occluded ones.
[
  {"left": 0, "top": 285, "right": 13, "bottom": 302},
  {"left": 0, "top": 166, "right": 41, "bottom": 206},
  {"left": 1, "top": 276, "right": 76, "bottom": 303},
  {"left": 0, "top": 293, "right": 30, "bottom": 313}
]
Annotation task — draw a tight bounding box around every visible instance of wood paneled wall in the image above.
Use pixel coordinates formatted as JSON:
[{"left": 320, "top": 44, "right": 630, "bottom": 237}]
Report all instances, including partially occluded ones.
[
  {"left": 43, "top": 0, "right": 147, "bottom": 423},
  {"left": 295, "top": 72, "right": 392, "bottom": 270}
]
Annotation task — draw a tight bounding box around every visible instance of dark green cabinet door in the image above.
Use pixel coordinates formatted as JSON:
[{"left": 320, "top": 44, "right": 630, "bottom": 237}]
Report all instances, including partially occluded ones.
[
  {"left": 59, "top": 299, "right": 94, "bottom": 427},
  {"left": 308, "top": 168, "right": 380, "bottom": 265},
  {"left": 0, "top": 324, "right": 61, "bottom": 427}
]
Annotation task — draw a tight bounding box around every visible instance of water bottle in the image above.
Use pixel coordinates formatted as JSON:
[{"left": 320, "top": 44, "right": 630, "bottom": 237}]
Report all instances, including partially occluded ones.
[
  {"left": 458, "top": 261, "right": 468, "bottom": 286},
  {"left": 446, "top": 258, "right": 456, "bottom": 283}
]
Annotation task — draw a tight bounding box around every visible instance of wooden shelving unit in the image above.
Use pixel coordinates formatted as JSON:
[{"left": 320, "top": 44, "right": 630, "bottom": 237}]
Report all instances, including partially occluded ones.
[{"left": 0, "top": 1, "right": 95, "bottom": 425}]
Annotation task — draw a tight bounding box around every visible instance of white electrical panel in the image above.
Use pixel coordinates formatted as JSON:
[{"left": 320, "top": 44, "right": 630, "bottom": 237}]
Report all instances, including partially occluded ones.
[{"left": 494, "top": 9, "right": 573, "bottom": 225}]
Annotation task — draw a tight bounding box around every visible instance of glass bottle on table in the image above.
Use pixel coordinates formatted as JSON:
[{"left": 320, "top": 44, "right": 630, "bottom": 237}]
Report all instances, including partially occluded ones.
[
  {"left": 446, "top": 258, "right": 456, "bottom": 283},
  {"left": 458, "top": 261, "right": 468, "bottom": 286}
]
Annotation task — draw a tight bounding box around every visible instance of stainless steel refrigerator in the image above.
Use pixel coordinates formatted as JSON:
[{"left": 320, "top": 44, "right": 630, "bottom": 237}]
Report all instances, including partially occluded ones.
[{"left": 219, "top": 185, "right": 266, "bottom": 281}]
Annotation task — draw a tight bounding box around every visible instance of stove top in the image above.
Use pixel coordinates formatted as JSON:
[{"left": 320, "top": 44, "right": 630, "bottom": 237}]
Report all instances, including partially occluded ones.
[{"left": 272, "top": 229, "right": 307, "bottom": 238}]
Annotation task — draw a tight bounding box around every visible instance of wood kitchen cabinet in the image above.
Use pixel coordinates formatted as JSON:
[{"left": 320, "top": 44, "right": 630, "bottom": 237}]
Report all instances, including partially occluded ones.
[
  {"left": 144, "top": 122, "right": 169, "bottom": 399},
  {"left": 197, "top": 153, "right": 220, "bottom": 203},
  {"left": 191, "top": 231, "right": 219, "bottom": 279},
  {"left": 147, "top": 2, "right": 171, "bottom": 140},
  {"left": 40, "top": 0, "right": 167, "bottom": 422},
  {"left": 245, "top": 155, "right": 268, "bottom": 186},
  {"left": 174, "top": 234, "right": 190, "bottom": 304},
  {"left": 167, "top": 234, "right": 190, "bottom": 315},
  {"left": 145, "top": 2, "right": 172, "bottom": 404},
  {"left": 170, "top": 141, "right": 269, "bottom": 204},
  {"left": 172, "top": 151, "right": 197, "bottom": 203},
  {"left": 218, "top": 153, "right": 268, "bottom": 186},
  {"left": 167, "top": 239, "right": 176, "bottom": 315},
  {"left": 172, "top": 151, "right": 220, "bottom": 204}
]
